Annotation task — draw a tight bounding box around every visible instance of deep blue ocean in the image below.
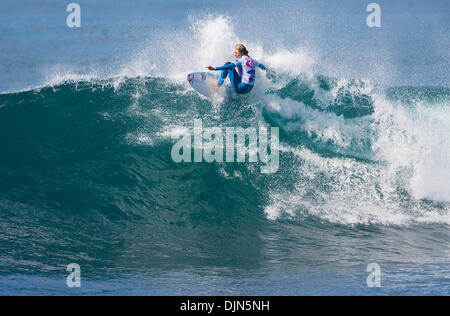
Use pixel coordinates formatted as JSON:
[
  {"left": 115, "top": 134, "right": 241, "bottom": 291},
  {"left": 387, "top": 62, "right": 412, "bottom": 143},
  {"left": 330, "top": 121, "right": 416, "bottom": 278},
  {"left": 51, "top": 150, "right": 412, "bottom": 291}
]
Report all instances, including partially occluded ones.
[{"left": 0, "top": 0, "right": 449, "bottom": 295}]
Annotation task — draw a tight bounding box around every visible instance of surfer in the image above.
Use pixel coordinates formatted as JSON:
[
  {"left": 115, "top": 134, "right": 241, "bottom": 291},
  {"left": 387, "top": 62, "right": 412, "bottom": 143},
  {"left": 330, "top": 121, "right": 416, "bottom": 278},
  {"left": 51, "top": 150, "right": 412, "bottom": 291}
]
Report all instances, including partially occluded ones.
[{"left": 206, "top": 44, "right": 267, "bottom": 95}]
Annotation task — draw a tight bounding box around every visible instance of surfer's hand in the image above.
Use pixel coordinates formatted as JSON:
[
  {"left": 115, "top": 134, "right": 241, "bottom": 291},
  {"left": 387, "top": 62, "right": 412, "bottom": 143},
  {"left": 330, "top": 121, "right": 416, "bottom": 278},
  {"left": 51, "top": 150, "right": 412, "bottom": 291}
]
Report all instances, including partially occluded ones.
[{"left": 206, "top": 66, "right": 215, "bottom": 71}]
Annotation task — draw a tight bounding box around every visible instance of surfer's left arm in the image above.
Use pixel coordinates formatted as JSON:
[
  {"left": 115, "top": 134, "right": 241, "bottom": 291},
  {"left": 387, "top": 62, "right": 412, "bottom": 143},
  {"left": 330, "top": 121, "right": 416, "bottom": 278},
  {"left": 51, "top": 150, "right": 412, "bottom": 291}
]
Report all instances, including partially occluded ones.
[
  {"left": 252, "top": 59, "right": 267, "bottom": 71},
  {"left": 258, "top": 63, "right": 267, "bottom": 71}
]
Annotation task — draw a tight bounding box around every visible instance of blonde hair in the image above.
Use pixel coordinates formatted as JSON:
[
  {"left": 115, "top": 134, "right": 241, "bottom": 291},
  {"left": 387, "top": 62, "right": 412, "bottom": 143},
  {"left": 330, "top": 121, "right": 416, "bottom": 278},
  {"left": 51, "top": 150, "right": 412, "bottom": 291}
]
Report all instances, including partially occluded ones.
[{"left": 234, "top": 44, "right": 249, "bottom": 56}]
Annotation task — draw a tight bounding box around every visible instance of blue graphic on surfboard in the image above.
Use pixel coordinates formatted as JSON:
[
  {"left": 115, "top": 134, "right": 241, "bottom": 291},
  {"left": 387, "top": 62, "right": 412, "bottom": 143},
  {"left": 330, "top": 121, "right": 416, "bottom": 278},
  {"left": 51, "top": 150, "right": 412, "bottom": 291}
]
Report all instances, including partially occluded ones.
[{"left": 187, "top": 72, "right": 238, "bottom": 100}]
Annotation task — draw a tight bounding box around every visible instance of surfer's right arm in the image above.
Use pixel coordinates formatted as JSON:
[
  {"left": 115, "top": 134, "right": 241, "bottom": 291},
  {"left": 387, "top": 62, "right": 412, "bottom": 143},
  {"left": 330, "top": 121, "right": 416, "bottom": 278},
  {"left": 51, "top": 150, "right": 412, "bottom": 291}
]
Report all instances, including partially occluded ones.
[{"left": 207, "top": 63, "right": 236, "bottom": 71}]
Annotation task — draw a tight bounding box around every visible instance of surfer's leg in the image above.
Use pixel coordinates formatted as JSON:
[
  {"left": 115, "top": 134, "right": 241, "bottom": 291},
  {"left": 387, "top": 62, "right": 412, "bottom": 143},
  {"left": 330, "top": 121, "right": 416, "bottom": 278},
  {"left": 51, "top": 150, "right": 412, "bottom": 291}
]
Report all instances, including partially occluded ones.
[
  {"left": 217, "top": 70, "right": 228, "bottom": 87},
  {"left": 236, "top": 82, "right": 253, "bottom": 95},
  {"left": 228, "top": 68, "right": 242, "bottom": 93}
]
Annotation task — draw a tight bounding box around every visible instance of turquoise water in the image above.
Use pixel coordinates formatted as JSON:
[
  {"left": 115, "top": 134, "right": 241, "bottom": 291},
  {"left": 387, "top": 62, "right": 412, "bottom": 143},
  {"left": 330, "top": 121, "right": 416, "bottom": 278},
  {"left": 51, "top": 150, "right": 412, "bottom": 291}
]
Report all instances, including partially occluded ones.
[{"left": 0, "top": 0, "right": 449, "bottom": 295}]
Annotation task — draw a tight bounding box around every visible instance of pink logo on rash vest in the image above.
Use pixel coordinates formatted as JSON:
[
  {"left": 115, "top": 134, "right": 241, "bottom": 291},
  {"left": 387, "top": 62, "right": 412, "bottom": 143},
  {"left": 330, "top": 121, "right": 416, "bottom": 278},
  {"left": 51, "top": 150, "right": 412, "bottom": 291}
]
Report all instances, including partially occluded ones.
[{"left": 246, "top": 59, "right": 255, "bottom": 68}]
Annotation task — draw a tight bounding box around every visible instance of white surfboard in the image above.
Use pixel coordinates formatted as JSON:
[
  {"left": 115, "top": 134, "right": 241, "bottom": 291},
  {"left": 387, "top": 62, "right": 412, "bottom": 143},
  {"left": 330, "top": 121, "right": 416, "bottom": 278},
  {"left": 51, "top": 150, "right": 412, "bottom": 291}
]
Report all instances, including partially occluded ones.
[{"left": 187, "top": 72, "right": 238, "bottom": 100}]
